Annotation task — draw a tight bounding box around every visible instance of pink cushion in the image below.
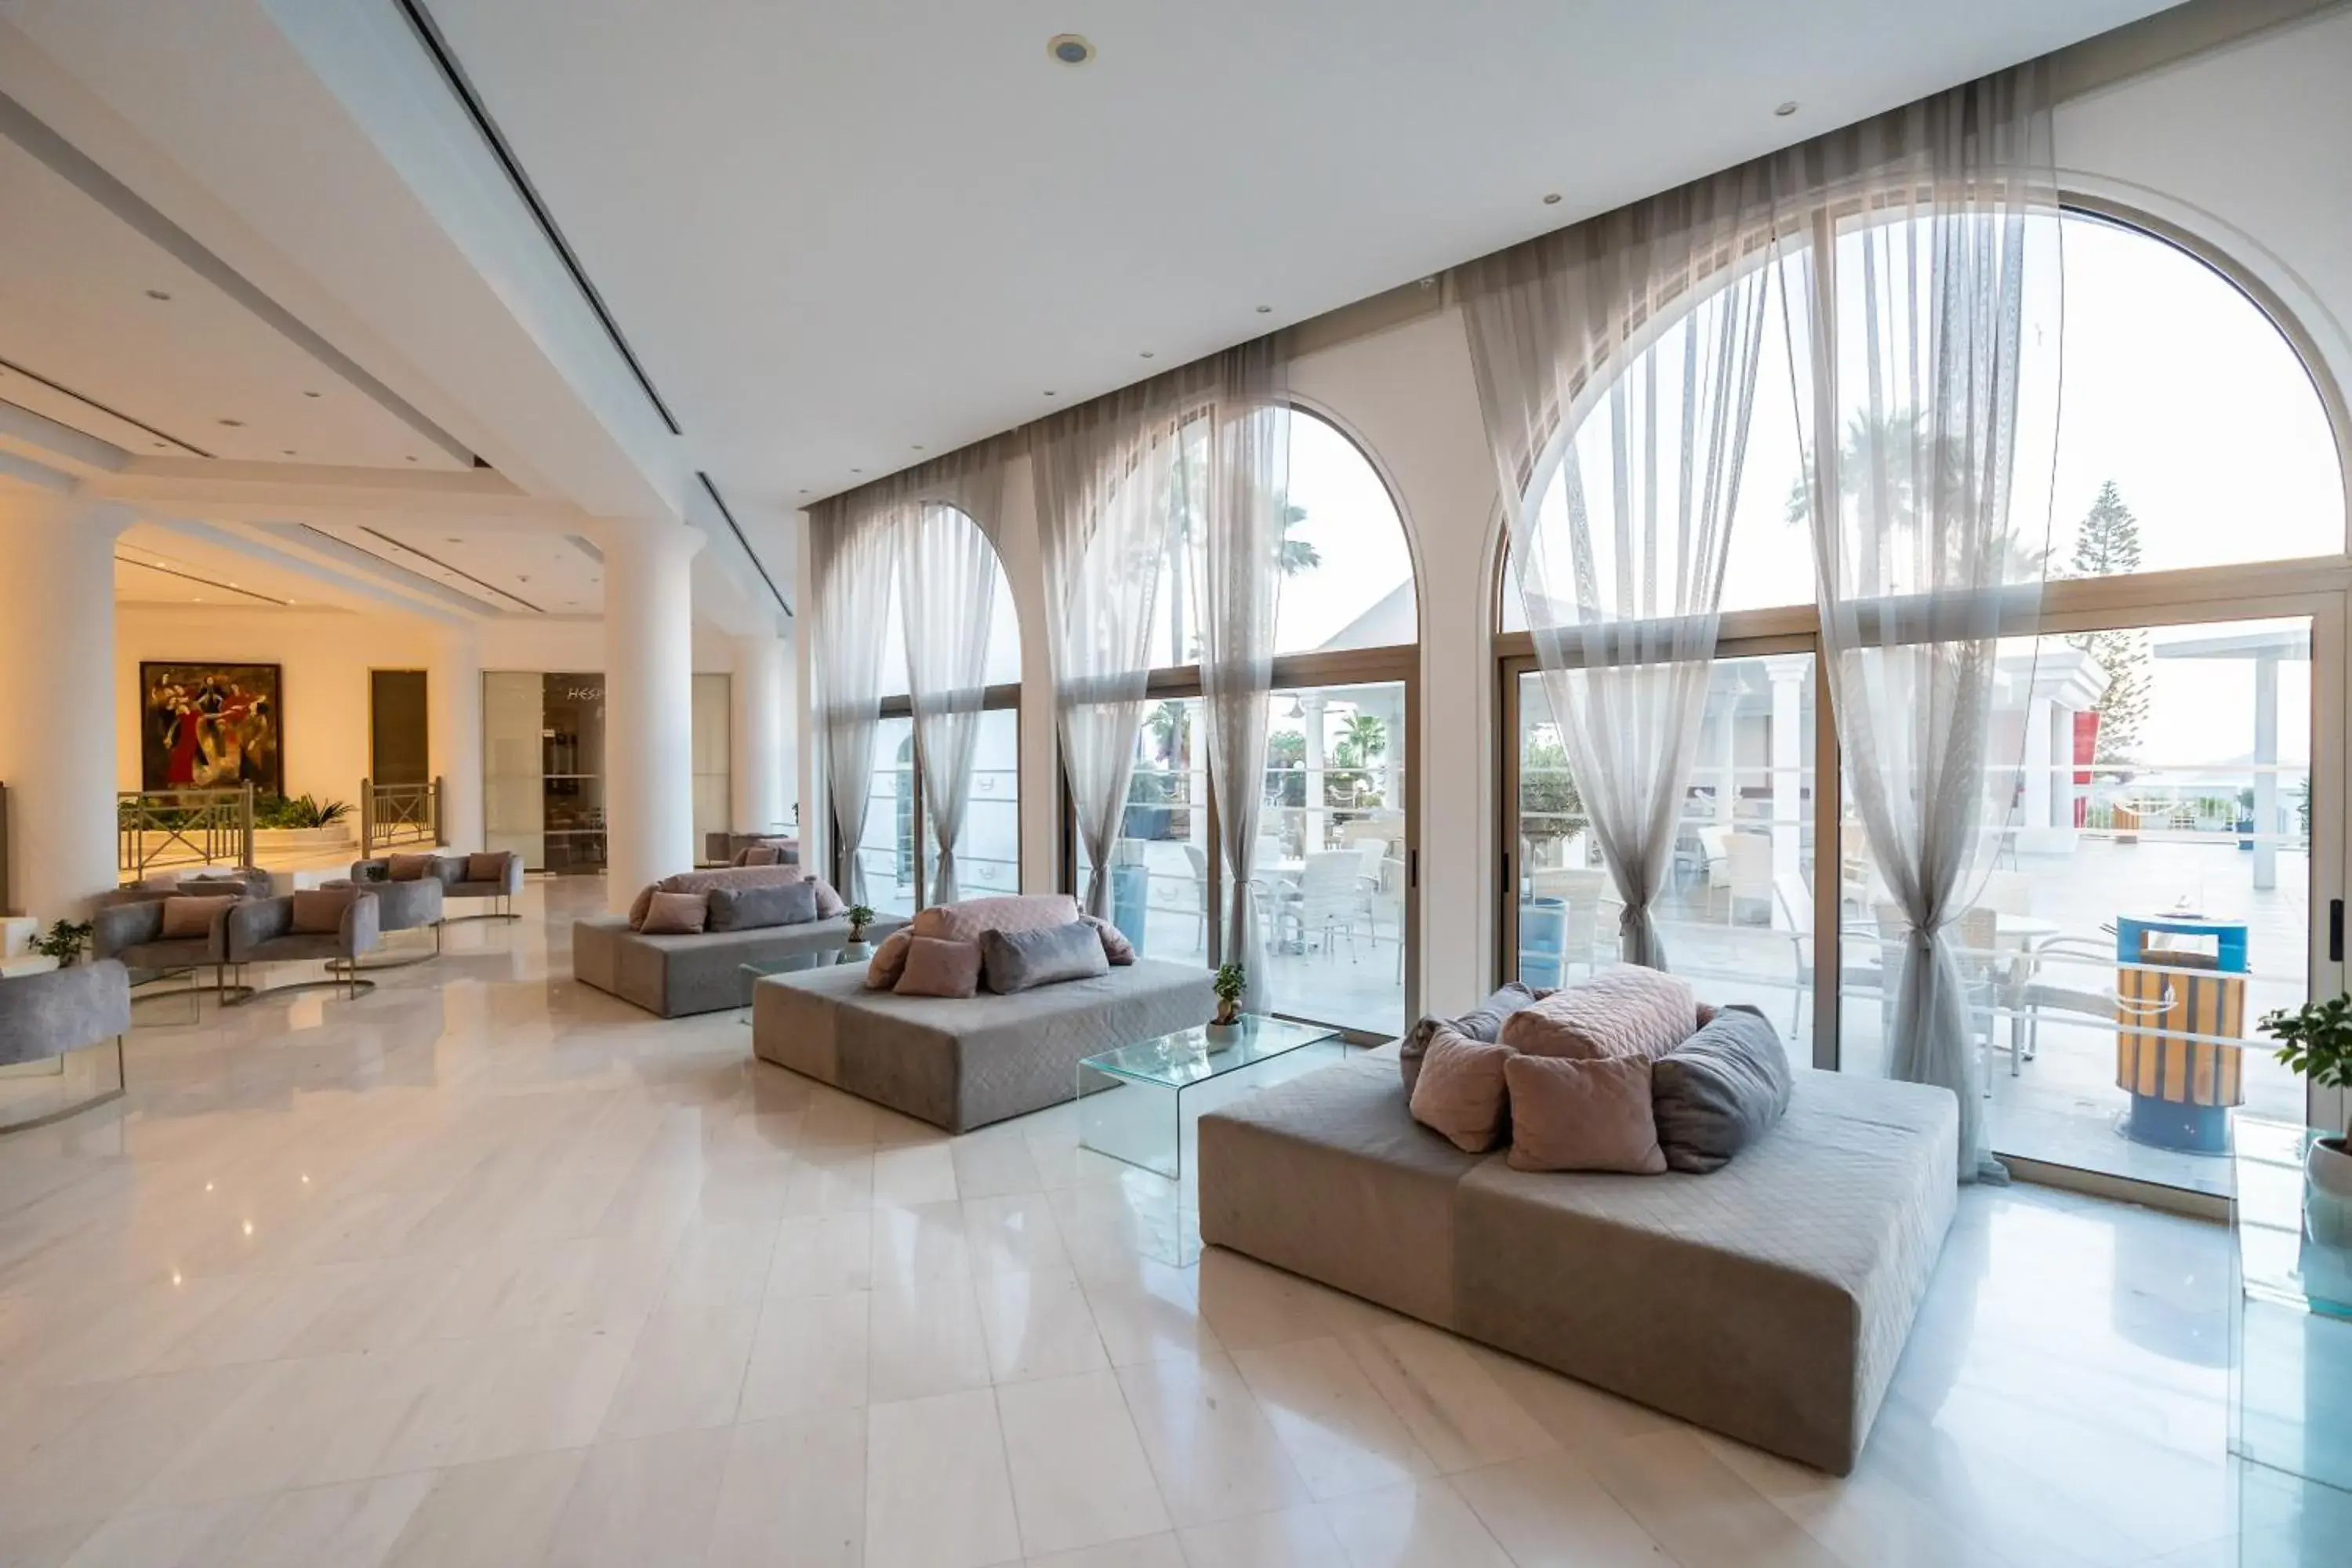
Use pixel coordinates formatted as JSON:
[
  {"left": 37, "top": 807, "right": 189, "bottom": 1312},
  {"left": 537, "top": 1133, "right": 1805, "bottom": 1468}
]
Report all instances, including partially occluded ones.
[
  {"left": 910, "top": 893, "right": 1080, "bottom": 945},
  {"left": 866, "top": 928, "right": 915, "bottom": 989},
  {"left": 387, "top": 852, "right": 436, "bottom": 883},
  {"left": 1498, "top": 964, "right": 1697, "bottom": 1063},
  {"left": 1407, "top": 1025, "right": 1515, "bottom": 1152},
  {"left": 895, "top": 936, "right": 981, "bottom": 998},
  {"left": 160, "top": 895, "right": 234, "bottom": 939},
  {"left": 629, "top": 865, "right": 811, "bottom": 929},
  {"left": 1083, "top": 914, "right": 1136, "bottom": 966},
  {"left": 639, "top": 891, "right": 708, "bottom": 935},
  {"left": 290, "top": 888, "right": 356, "bottom": 936},
  {"left": 1503, "top": 1054, "right": 1666, "bottom": 1174},
  {"left": 464, "top": 852, "right": 509, "bottom": 884}
]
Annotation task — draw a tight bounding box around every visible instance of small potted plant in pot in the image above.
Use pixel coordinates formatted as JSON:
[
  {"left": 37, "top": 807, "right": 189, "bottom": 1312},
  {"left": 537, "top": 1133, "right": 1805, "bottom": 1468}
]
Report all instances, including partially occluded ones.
[
  {"left": 841, "top": 905, "right": 877, "bottom": 963},
  {"left": 29, "top": 918, "right": 94, "bottom": 969},
  {"left": 2259, "top": 993, "right": 2352, "bottom": 1236},
  {"left": 1206, "top": 964, "right": 1246, "bottom": 1041}
]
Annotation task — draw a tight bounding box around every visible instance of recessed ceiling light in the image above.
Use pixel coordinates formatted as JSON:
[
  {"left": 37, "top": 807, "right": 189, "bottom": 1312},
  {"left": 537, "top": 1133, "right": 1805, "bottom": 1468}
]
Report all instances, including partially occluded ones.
[
  {"left": 153, "top": 441, "right": 168, "bottom": 448},
  {"left": 1542, "top": 193, "right": 1562, "bottom": 205},
  {"left": 798, "top": 488, "right": 810, "bottom": 495},
  {"left": 1047, "top": 33, "right": 1094, "bottom": 65},
  {"left": 1256, "top": 305, "right": 1272, "bottom": 314},
  {"left": 1139, "top": 350, "right": 1155, "bottom": 360},
  {"left": 1043, "top": 390, "right": 1057, "bottom": 397},
  {"left": 518, "top": 575, "right": 531, "bottom": 583},
  {"left": 281, "top": 448, "right": 296, "bottom": 456},
  {"left": 303, "top": 390, "right": 321, "bottom": 398},
  {"left": 405, "top": 455, "right": 418, "bottom": 463},
  {"left": 145, "top": 289, "right": 172, "bottom": 301},
  {"left": 446, "top": 535, "right": 460, "bottom": 543},
  {"left": 219, "top": 417, "right": 245, "bottom": 427},
  {"left": 1774, "top": 101, "right": 1798, "bottom": 117},
  {"left": 851, "top": 467, "right": 862, "bottom": 474},
  {"left": 912, "top": 444, "right": 924, "bottom": 451}
]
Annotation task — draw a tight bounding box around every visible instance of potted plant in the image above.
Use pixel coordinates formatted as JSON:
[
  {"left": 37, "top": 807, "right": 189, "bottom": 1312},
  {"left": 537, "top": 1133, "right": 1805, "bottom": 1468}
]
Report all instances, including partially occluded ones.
[
  {"left": 28, "top": 918, "right": 94, "bottom": 969},
  {"left": 1207, "top": 963, "right": 1246, "bottom": 1040},
  {"left": 2259, "top": 994, "right": 2352, "bottom": 1233},
  {"left": 2237, "top": 786, "right": 2257, "bottom": 852},
  {"left": 841, "top": 905, "right": 877, "bottom": 963}
]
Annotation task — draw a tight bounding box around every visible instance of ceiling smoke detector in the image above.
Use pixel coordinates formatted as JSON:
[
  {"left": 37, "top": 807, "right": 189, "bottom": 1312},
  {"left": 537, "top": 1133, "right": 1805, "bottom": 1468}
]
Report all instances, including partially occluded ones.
[{"left": 1047, "top": 34, "right": 1094, "bottom": 65}]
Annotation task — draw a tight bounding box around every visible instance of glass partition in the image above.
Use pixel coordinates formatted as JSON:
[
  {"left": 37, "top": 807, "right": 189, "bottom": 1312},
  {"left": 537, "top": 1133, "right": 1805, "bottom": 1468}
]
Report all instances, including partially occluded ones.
[{"left": 482, "top": 671, "right": 606, "bottom": 873}]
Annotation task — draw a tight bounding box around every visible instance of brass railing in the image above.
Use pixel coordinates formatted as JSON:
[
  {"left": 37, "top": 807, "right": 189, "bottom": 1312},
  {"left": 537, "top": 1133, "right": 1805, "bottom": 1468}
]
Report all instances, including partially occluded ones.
[
  {"left": 361, "top": 776, "right": 443, "bottom": 857},
  {"left": 118, "top": 784, "right": 256, "bottom": 884}
]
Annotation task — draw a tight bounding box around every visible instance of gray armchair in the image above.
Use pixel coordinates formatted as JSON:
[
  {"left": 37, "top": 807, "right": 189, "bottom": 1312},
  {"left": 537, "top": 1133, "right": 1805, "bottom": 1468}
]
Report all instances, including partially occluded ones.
[
  {"left": 92, "top": 895, "right": 244, "bottom": 1003},
  {"left": 0, "top": 959, "right": 132, "bottom": 1132},
  {"left": 226, "top": 891, "right": 381, "bottom": 1001},
  {"left": 350, "top": 851, "right": 521, "bottom": 923},
  {"left": 336, "top": 866, "right": 445, "bottom": 968},
  {"left": 95, "top": 866, "right": 273, "bottom": 909}
]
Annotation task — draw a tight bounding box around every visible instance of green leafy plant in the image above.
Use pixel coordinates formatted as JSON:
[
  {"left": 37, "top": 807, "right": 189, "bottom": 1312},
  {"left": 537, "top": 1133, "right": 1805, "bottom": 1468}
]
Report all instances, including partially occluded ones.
[
  {"left": 1211, "top": 963, "right": 1246, "bottom": 1027},
  {"left": 844, "top": 905, "right": 876, "bottom": 941},
  {"left": 29, "top": 918, "right": 93, "bottom": 967},
  {"left": 254, "top": 793, "right": 353, "bottom": 830},
  {"left": 2261, "top": 994, "right": 2352, "bottom": 1152}
]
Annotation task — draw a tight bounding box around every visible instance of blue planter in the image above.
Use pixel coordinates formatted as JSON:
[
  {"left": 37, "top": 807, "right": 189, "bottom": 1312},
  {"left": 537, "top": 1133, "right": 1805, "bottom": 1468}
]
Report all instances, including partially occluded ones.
[
  {"left": 1111, "top": 861, "right": 1152, "bottom": 956},
  {"left": 1518, "top": 896, "right": 1566, "bottom": 991}
]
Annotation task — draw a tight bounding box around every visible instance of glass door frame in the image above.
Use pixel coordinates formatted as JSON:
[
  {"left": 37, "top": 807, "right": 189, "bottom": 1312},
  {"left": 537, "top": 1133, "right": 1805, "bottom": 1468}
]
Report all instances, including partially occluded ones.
[
  {"left": 848, "top": 684, "right": 1023, "bottom": 913},
  {"left": 1058, "top": 644, "right": 1421, "bottom": 1044},
  {"left": 1496, "top": 567, "right": 2352, "bottom": 1155}
]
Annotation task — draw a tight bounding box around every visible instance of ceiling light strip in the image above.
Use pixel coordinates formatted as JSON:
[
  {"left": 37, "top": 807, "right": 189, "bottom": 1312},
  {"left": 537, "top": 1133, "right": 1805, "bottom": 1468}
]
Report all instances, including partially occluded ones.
[
  {"left": 697, "top": 471, "right": 793, "bottom": 619},
  {"left": 116, "top": 557, "right": 292, "bottom": 607},
  {"left": 0, "top": 355, "right": 212, "bottom": 457},
  {"left": 0, "top": 91, "right": 477, "bottom": 468},
  {"left": 355, "top": 524, "right": 545, "bottom": 613},
  {"left": 394, "top": 0, "right": 684, "bottom": 437}
]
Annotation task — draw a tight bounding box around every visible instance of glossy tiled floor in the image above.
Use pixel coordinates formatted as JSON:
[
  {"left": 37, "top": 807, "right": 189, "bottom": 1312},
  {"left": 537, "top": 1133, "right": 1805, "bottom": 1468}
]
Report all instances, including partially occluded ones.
[{"left": 0, "top": 877, "right": 2323, "bottom": 1566}]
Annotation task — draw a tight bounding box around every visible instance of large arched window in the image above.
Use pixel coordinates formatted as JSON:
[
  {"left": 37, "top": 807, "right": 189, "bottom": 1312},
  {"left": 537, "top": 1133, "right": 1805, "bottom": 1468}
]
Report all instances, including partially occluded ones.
[
  {"left": 1079, "top": 407, "right": 1422, "bottom": 1038},
  {"left": 861, "top": 516, "right": 1022, "bottom": 914},
  {"left": 1497, "top": 207, "right": 2349, "bottom": 1198}
]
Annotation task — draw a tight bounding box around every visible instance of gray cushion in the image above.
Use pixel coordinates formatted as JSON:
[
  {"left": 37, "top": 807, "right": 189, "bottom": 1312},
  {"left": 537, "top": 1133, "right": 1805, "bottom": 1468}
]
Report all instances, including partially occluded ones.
[
  {"left": 1399, "top": 982, "right": 1541, "bottom": 1095},
  {"left": 1650, "top": 1003, "right": 1793, "bottom": 1173},
  {"left": 707, "top": 879, "right": 819, "bottom": 933},
  {"left": 979, "top": 920, "right": 1109, "bottom": 994}
]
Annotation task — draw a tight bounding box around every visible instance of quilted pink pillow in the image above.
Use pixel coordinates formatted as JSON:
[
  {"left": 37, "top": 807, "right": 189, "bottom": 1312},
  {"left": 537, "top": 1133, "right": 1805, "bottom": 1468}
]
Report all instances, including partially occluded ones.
[
  {"left": 865, "top": 928, "right": 914, "bottom": 989},
  {"left": 895, "top": 936, "right": 982, "bottom": 998},
  {"left": 1498, "top": 964, "right": 1697, "bottom": 1063},
  {"left": 1082, "top": 914, "right": 1136, "bottom": 965},
  {"left": 911, "top": 893, "right": 1080, "bottom": 945},
  {"left": 1504, "top": 1054, "right": 1666, "bottom": 1174},
  {"left": 1407, "top": 1026, "right": 1515, "bottom": 1152}
]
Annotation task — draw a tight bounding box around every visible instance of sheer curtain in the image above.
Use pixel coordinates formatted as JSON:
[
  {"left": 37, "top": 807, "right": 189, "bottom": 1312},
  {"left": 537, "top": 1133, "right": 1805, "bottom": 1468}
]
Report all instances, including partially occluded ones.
[
  {"left": 1461, "top": 165, "right": 1776, "bottom": 969},
  {"left": 1032, "top": 387, "right": 1181, "bottom": 920},
  {"left": 810, "top": 506, "right": 896, "bottom": 902},
  {"left": 1185, "top": 342, "right": 1290, "bottom": 1004},
  {"left": 900, "top": 503, "right": 997, "bottom": 904},
  {"left": 1773, "top": 64, "right": 2062, "bottom": 1181}
]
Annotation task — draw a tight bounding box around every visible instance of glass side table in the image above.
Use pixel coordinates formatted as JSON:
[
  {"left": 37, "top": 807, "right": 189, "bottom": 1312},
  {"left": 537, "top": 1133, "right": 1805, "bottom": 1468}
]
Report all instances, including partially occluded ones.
[
  {"left": 1076, "top": 1014, "right": 1345, "bottom": 1181},
  {"left": 737, "top": 949, "right": 844, "bottom": 1024},
  {"left": 2229, "top": 1116, "right": 2352, "bottom": 1563}
]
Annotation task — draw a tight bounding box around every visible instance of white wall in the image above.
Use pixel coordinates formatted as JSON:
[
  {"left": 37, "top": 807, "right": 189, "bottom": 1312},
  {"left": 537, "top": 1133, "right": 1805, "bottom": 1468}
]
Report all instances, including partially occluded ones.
[{"left": 790, "top": 9, "right": 2352, "bottom": 1022}]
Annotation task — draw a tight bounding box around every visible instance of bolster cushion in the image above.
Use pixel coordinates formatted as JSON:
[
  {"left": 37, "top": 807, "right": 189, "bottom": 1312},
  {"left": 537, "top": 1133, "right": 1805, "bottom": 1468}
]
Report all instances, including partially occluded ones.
[{"left": 979, "top": 920, "right": 1109, "bottom": 995}]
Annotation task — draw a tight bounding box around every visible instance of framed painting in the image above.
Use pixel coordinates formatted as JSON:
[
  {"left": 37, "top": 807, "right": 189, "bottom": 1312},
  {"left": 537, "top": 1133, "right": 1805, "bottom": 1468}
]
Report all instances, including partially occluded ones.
[{"left": 140, "top": 662, "right": 283, "bottom": 795}]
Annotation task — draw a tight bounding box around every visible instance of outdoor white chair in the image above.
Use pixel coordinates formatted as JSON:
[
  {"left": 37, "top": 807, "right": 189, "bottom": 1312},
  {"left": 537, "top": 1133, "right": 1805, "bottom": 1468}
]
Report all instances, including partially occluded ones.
[
  {"left": 1530, "top": 866, "right": 1620, "bottom": 980},
  {"left": 2000, "top": 933, "right": 2172, "bottom": 1077},
  {"left": 1727, "top": 832, "right": 1773, "bottom": 924},
  {"left": 1181, "top": 842, "right": 1210, "bottom": 953},
  {"left": 1371, "top": 855, "right": 1407, "bottom": 978},
  {"left": 1288, "top": 851, "right": 1370, "bottom": 962},
  {"left": 1773, "top": 872, "right": 1886, "bottom": 1036},
  {"left": 1697, "top": 825, "right": 1734, "bottom": 896}
]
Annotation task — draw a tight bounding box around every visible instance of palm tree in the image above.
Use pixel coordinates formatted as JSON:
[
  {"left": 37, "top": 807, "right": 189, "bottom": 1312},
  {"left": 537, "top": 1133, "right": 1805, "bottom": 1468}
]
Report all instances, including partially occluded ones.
[
  {"left": 1145, "top": 700, "right": 1190, "bottom": 768},
  {"left": 1164, "top": 496, "right": 1321, "bottom": 665},
  {"left": 1783, "top": 408, "right": 2044, "bottom": 585},
  {"left": 1339, "top": 713, "right": 1386, "bottom": 764}
]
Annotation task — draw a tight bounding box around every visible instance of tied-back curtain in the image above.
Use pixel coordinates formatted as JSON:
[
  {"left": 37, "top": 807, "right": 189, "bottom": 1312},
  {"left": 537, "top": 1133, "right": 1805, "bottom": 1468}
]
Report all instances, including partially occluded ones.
[
  {"left": 1032, "top": 387, "right": 1182, "bottom": 920},
  {"left": 1184, "top": 341, "right": 1291, "bottom": 1005},
  {"left": 900, "top": 502, "right": 997, "bottom": 905},
  {"left": 1460, "top": 164, "right": 1776, "bottom": 969},
  {"left": 810, "top": 506, "right": 896, "bottom": 902},
  {"left": 1773, "top": 63, "right": 2062, "bottom": 1181}
]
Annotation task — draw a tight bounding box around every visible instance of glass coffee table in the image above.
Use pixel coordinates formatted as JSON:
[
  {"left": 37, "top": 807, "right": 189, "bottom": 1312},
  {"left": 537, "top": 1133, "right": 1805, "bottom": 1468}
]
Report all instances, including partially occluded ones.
[
  {"left": 737, "top": 949, "right": 846, "bottom": 1023},
  {"left": 1076, "top": 1014, "right": 1345, "bottom": 1181},
  {"left": 2230, "top": 1116, "right": 2352, "bottom": 1562}
]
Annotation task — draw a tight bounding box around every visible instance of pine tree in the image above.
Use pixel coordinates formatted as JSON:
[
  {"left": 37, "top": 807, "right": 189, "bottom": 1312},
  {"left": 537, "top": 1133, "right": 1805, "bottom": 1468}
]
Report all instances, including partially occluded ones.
[{"left": 2064, "top": 481, "right": 2150, "bottom": 768}]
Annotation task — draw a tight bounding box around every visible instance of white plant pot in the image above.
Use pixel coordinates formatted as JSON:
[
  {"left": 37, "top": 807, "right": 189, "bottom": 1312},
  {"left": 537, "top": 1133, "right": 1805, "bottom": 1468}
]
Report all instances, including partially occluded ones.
[
  {"left": 839, "top": 940, "right": 873, "bottom": 964},
  {"left": 1204, "top": 1018, "right": 1243, "bottom": 1043},
  {"left": 2307, "top": 1134, "right": 2352, "bottom": 1247}
]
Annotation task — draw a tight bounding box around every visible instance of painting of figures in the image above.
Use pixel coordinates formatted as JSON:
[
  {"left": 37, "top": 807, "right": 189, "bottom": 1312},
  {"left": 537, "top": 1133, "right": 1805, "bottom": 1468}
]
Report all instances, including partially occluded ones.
[{"left": 140, "top": 662, "right": 283, "bottom": 794}]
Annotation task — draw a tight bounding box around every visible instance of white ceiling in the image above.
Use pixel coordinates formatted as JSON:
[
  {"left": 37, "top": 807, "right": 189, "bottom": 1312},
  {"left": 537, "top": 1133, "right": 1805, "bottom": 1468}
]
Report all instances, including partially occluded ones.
[
  {"left": 0, "top": 130, "right": 470, "bottom": 469},
  {"left": 425, "top": 0, "right": 2177, "bottom": 510},
  {"left": 114, "top": 522, "right": 321, "bottom": 608}
]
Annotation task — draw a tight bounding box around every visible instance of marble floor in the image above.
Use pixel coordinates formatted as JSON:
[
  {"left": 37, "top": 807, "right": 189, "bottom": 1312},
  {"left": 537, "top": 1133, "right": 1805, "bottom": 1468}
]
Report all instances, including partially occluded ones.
[{"left": 0, "top": 876, "right": 2333, "bottom": 1567}]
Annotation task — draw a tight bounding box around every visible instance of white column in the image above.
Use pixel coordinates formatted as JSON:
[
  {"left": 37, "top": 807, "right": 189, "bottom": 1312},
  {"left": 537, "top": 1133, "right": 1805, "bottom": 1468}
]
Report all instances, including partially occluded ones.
[
  {"left": 1301, "top": 695, "right": 1328, "bottom": 855},
  {"left": 1763, "top": 657, "right": 1807, "bottom": 886},
  {"left": 430, "top": 624, "right": 484, "bottom": 852},
  {"left": 1713, "top": 706, "right": 1738, "bottom": 823},
  {"left": 2022, "top": 695, "right": 2055, "bottom": 839},
  {"left": 730, "top": 630, "right": 787, "bottom": 834},
  {"left": 2254, "top": 652, "right": 2279, "bottom": 893},
  {"left": 0, "top": 489, "right": 131, "bottom": 917},
  {"left": 599, "top": 521, "right": 703, "bottom": 914}
]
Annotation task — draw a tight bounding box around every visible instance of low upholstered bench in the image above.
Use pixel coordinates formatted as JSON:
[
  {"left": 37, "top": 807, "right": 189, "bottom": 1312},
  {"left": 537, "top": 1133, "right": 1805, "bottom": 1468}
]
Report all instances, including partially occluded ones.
[
  {"left": 1197, "top": 1052, "right": 1956, "bottom": 1474},
  {"left": 573, "top": 913, "right": 897, "bottom": 1018},
  {"left": 753, "top": 959, "right": 1213, "bottom": 1132}
]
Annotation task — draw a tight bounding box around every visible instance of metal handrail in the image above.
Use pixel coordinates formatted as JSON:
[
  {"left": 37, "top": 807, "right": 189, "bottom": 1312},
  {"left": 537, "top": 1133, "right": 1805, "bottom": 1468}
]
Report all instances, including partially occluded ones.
[
  {"left": 361, "top": 775, "right": 444, "bottom": 857},
  {"left": 118, "top": 783, "right": 255, "bottom": 883}
]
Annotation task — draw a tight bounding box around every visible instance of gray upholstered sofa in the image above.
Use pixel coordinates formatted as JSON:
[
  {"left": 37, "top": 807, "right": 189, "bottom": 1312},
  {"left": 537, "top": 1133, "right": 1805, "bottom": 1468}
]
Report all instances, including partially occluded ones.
[
  {"left": 753, "top": 959, "right": 1214, "bottom": 1132},
  {"left": 0, "top": 960, "right": 133, "bottom": 1131},
  {"left": 703, "top": 833, "right": 798, "bottom": 866},
  {"left": 351, "top": 851, "right": 523, "bottom": 921},
  {"left": 1197, "top": 1052, "right": 1956, "bottom": 1475},
  {"left": 226, "top": 891, "right": 381, "bottom": 1000},
  {"left": 573, "top": 912, "right": 896, "bottom": 1018}
]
